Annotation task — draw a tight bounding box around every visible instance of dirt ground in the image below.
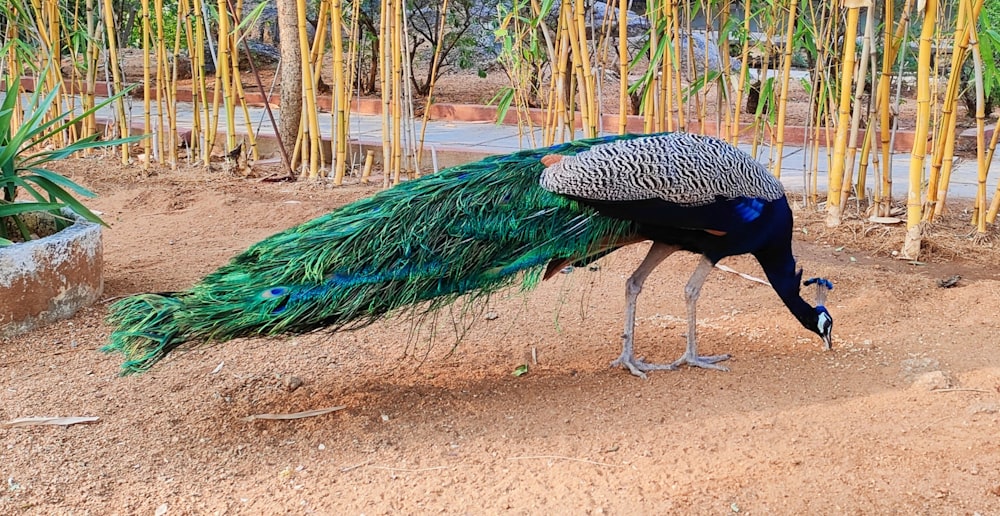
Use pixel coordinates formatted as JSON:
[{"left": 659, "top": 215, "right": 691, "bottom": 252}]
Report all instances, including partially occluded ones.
[{"left": 3, "top": 156, "right": 1000, "bottom": 514}]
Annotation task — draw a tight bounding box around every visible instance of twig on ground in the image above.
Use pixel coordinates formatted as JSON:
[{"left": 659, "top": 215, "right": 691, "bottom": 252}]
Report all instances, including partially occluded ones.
[{"left": 509, "top": 455, "right": 621, "bottom": 467}]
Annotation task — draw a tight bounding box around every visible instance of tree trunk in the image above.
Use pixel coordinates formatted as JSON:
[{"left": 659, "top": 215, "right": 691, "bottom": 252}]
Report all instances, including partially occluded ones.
[{"left": 276, "top": 0, "right": 302, "bottom": 161}]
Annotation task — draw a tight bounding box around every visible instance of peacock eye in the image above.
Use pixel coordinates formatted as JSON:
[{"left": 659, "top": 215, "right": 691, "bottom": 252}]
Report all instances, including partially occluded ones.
[{"left": 261, "top": 287, "right": 287, "bottom": 299}]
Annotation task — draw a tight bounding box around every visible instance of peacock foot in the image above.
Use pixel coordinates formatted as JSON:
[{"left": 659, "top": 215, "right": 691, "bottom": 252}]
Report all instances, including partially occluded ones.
[
  {"left": 610, "top": 352, "right": 678, "bottom": 379},
  {"left": 670, "top": 352, "right": 731, "bottom": 371}
]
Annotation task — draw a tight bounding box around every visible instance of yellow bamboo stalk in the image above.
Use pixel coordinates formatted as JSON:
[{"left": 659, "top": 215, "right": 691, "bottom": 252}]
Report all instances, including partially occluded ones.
[
  {"left": 573, "top": 0, "right": 597, "bottom": 137},
  {"left": 391, "top": 0, "right": 403, "bottom": 184},
  {"left": 657, "top": 0, "right": 669, "bottom": 132},
  {"left": 308, "top": 0, "right": 330, "bottom": 172},
  {"left": 966, "top": 18, "right": 988, "bottom": 236},
  {"left": 550, "top": 6, "right": 572, "bottom": 144},
  {"left": 83, "top": 0, "right": 98, "bottom": 138},
  {"left": 982, "top": 110, "right": 1000, "bottom": 222},
  {"left": 772, "top": 0, "right": 801, "bottom": 180},
  {"left": 182, "top": 0, "right": 206, "bottom": 160},
  {"left": 101, "top": 0, "right": 130, "bottom": 164},
  {"left": 141, "top": 0, "right": 153, "bottom": 167},
  {"left": 717, "top": 0, "right": 734, "bottom": 141},
  {"left": 217, "top": 0, "right": 238, "bottom": 156},
  {"left": 414, "top": 0, "right": 449, "bottom": 175},
  {"left": 617, "top": 0, "right": 628, "bottom": 133},
  {"left": 669, "top": 0, "right": 683, "bottom": 132},
  {"left": 873, "top": 0, "right": 913, "bottom": 216},
  {"left": 730, "top": 0, "right": 752, "bottom": 144},
  {"left": 297, "top": 0, "right": 321, "bottom": 178},
  {"left": 824, "top": 3, "right": 860, "bottom": 225},
  {"left": 166, "top": 2, "right": 183, "bottom": 166},
  {"left": 153, "top": 0, "right": 173, "bottom": 165},
  {"left": 928, "top": 0, "right": 983, "bottom": 219},
  {"left": 638, "top": 1, "right": 656, "bottom": 134},
  {"left": 331, "top": 0, "right": 349, "bottom": 183},
  {"left": 900, "top": 0, "right": 938, "bottom": 259},
  {"left": 566, "top": 0, "right": 595, "bottom": 138},
  {"left": 838, "top": 2, "right": 875, "bottom": 211},
  {"left": 380, "top": 0, "right": 392, "bottom": 188}
]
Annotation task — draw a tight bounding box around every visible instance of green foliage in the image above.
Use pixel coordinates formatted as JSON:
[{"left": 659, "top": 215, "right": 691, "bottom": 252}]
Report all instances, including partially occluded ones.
[
  {"left": 979, "top": 2, "right": 1000, "bottom": 100},
  {"left": 493, "top": 0, "right": 554, "bottom": 108},
  {"left": 0, "top": 69, "right": 145, "bottom": 246}
]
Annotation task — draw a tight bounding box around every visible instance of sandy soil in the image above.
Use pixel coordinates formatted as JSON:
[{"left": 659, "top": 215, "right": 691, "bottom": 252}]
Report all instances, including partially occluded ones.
[{"left": 3, "top": 157, "right": 1000, "bottom": 514}]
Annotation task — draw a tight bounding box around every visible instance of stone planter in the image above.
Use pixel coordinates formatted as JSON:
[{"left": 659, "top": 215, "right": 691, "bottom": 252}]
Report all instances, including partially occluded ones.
[{"left": 0, "top": 210, "right": 103, "bottom": 338}]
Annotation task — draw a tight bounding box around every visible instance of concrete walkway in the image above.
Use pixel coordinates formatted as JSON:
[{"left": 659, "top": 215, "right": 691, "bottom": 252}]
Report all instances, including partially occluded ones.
[{"left": 6, "top": 89, "right": 993, "bottom": 199}]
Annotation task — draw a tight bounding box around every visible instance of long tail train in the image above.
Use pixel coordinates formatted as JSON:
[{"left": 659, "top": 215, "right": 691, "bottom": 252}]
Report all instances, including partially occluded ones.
[{"left": 104, "top": 135, "right": 643, "bottom": 374}]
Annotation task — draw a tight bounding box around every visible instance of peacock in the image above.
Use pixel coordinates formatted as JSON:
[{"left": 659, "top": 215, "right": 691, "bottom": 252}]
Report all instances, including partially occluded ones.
[{"left": 104, "top": 132, "right": 833, "bottom": 376}]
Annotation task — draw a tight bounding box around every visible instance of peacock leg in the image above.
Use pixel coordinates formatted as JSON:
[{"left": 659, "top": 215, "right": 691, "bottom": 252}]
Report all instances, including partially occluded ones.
[
  {"left": 611, "top": 242, "right": 680, "bottom": 378},
  {"left": 670, "top": 256, "right": 731, "bottom": 370}
]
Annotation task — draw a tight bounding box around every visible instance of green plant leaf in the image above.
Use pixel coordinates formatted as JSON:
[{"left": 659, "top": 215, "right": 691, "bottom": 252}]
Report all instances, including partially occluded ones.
[
  {"left": 24, "top": 167, "right": 98, "bottom": 198},
  {"left": 19, "top": 175, "right": 106, "bottom": 225},
  {"left": 0, "top": 201, "right": 63, "bottom": 218},
  {"left": 512, "top": 364, "right": 529, "bottom": 377}
]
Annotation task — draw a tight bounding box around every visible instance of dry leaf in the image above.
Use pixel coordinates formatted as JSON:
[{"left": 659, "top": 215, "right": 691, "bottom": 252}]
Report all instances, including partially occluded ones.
[
  {"left": 869, "top": 216, "right": 903, "bottom": 224},
  {"left": 3, "top": 416, "right": 100, "bottom": 428},
  {"left": 242, "top": 406, "right": 346, "bottom": 422}
]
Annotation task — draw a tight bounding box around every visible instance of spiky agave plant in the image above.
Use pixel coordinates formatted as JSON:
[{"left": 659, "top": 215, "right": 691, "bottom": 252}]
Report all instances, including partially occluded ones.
[{"left": 0, "top": 73, "right": 144, "bottom": 245}]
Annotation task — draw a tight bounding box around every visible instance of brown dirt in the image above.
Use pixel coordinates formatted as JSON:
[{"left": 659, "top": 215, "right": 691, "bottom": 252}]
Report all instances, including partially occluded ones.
[{"left": 4, "top": 158, "right": 1000, "bottom": 514}]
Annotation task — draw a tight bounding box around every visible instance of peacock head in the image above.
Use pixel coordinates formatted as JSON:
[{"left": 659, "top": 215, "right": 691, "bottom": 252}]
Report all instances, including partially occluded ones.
[{"left": 804, "top": 278, "right": 834, "bottom": 350}]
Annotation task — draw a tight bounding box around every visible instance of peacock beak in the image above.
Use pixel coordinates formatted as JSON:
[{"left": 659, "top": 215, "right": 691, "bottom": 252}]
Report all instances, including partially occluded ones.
[{"left": 822, "top": 331, "right": 833, "bottom": 351}]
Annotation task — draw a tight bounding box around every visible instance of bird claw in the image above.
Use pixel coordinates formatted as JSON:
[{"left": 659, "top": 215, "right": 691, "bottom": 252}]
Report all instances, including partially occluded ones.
[
  {"left": 670, "top": 353, "right": 731, "bottom": 371},
  {"left": 610, "top": 354, "right": 678, "bottom": 379}
]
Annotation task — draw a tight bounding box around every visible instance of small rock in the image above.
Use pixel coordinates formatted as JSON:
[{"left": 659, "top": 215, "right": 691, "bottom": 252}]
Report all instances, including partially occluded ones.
[
  {"left": 911, "top": 371, "right": 953, "bottom": 391},
  {"left": 900, "top": 357, "right": 941, "bottom": 380},
  {"left": 285, "top": 376, "right": 304, "bottom": 392},
  {"left": 937, "top": 275, "right": 961, "bottom": 288},
  {"left": 484, "top": 311, "right": 499, "bottom": 321},
  {"left": 155, "top": 503, "right": 168, "bottom": 516},
  {"left": 967, "top": 402, "right": 1000, "bottom": 416}
]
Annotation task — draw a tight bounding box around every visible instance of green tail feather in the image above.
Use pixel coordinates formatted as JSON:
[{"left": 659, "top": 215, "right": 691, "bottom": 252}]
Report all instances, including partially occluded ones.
[{"left": 104, "top": 134, "right": 647, "bottom": 374}]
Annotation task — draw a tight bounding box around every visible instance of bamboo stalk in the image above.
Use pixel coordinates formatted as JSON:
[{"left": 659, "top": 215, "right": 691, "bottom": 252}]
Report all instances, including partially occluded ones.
[
  {"left": 900, "top": 0, "right": 938, "bottom": 259},
  {"left": 928, "top": 0, "right": 983, "bottom": 219},
  {"left": 838, "top": 3, "right": 876, "bottom": 212},
  {"left": 825, "top": 4, "right": 861, "bottom": 226},
  {"left": 982, "top": 109, "right": 1000, "bottom": 222},
  {"left": 296, "top": 0, "right": 321, "bottom": 178},
  {"left": 390, "top": 0, "right": 403, "bottom": 184},
  {"left": 83, "top": 0, "right": 98, "bottom": 138},
  {"left": 141, "top": 0, "right": 153, "bottom": 167},
  {"left": 380, "top": 0, "right": 392, "bottom": 187},
  {"left": 616, "top": 0, "right": 628, "bottom": 133},
  {"left": 965, "top": 14, "right": 988, "bottom": 237},
  {"left": 101, "top": 0, "right": 130, "bottom": 164},
  {"left": 730, "top": 0, "right": 752, "bottom": 144},
  {"left": 772, "top": 0, "right": 801, "bottom": 180},
  {"left": 331, "top": 0, "right": 349, "bottom": 183},
  {"left": 669, "top": 0, "right": 683, "bottom": 132},
  {"left": 873, "top": 0, "right": 913, "bottom": 216}
]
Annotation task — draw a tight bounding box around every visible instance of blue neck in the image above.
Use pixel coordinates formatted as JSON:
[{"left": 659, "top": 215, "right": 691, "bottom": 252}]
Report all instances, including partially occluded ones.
[{"left": 754, "top": 240, "right": 817, "bottom": 332}]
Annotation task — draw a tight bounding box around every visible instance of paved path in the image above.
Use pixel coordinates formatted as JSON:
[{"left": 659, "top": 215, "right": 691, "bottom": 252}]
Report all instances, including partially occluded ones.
[{"left": 6, "top": 90, "right": 993, "bottom": 199}]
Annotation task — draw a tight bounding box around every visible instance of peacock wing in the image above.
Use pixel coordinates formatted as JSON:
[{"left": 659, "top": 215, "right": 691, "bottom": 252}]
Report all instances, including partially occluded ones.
[{"left": 539, "top": 132, "right": 784, "bottom": 207}]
